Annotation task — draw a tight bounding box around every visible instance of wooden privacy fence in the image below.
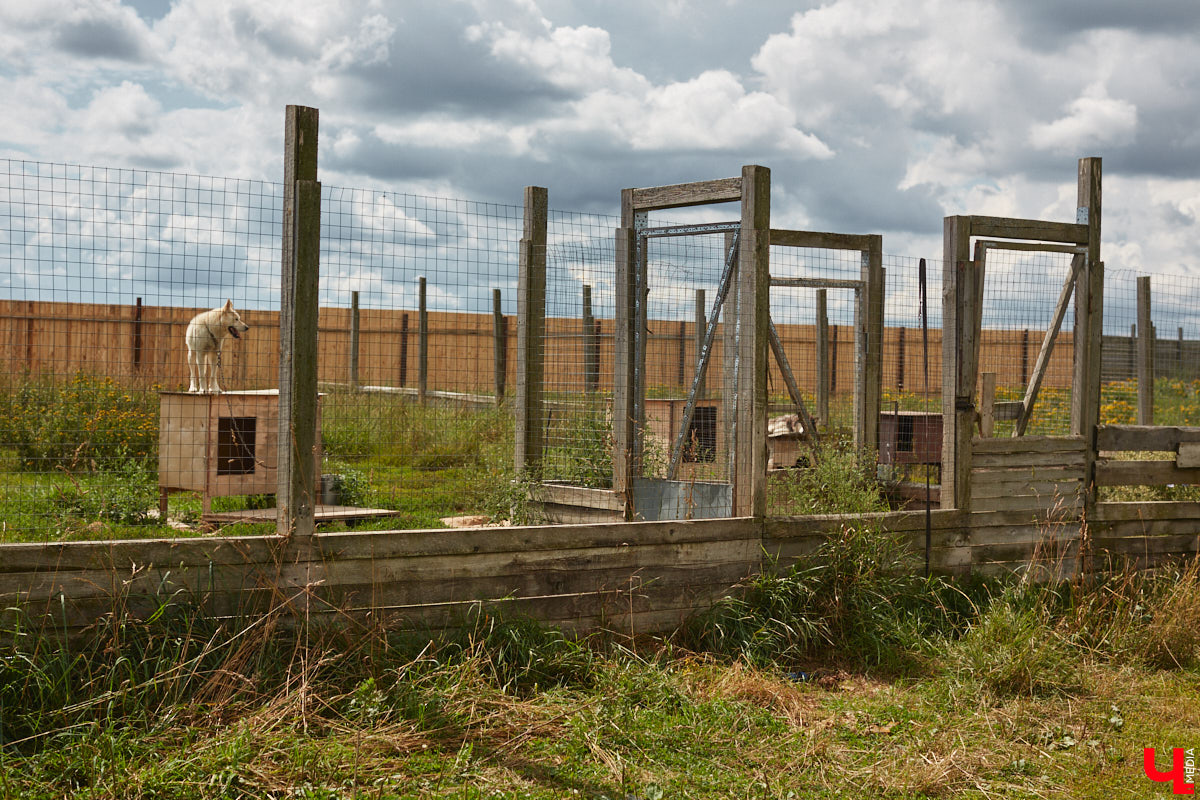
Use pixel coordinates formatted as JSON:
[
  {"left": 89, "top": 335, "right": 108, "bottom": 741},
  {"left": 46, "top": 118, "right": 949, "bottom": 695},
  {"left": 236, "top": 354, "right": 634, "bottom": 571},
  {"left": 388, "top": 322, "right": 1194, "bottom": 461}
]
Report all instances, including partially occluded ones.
[
  {"left": 0, "top": 297, "right": 1122, "bottom": 398},
  {"left": 3, "top": 497, "right": 1196, "bottom": 640}
]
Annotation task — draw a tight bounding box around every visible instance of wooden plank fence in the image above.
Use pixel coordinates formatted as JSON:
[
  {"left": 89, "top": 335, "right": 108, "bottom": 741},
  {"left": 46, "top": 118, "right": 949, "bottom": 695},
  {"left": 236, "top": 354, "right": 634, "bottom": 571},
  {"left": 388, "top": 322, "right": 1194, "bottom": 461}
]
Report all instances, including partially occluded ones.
[
  {"left": 2, "top": 503, "right": 1195, "bottom": 639},
  {"left": 0, "top": 298, "right": 1123, "bottom": 399}
]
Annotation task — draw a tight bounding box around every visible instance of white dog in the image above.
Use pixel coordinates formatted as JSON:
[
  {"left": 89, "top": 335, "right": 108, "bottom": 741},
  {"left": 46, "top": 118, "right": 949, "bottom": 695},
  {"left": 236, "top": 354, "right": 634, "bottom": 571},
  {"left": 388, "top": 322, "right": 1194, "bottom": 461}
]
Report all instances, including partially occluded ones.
[{"left": 186, "top": 299, "right": 249, "bottom": 393}]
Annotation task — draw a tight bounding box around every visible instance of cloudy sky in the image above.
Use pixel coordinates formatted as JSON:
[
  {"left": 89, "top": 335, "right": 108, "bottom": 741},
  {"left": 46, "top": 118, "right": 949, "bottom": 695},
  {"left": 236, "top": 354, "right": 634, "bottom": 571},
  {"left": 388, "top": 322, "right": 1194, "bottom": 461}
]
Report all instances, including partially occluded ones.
[{"left": 2, "top": 0, "right": 1200, "bottom": 288}]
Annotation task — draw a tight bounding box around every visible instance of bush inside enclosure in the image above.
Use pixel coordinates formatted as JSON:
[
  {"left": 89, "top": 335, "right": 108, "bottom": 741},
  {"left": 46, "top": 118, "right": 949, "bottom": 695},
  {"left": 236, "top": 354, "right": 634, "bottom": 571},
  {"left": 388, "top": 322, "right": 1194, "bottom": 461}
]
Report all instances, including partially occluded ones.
[{"left": 0, "top": 374, "right": 159, "bottom": 472}]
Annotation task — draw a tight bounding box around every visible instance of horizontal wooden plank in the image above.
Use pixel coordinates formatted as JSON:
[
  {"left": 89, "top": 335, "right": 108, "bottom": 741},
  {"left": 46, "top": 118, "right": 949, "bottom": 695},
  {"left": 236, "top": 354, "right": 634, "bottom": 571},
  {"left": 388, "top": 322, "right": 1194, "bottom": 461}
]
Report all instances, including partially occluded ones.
[
  {"left": 316, "top": 518, "right": 759, "bottom": 560},
  {"left": 1095, "top": 460, "right": 1200, "bottom": 487},
  {"left": 0, "top": 536, "right": 286, "bottom": 574},
  {"left": 768, "top": 230, "right": 877, "bottom": 252},
  {"left": 972, "top": 435, "right": 1086, "bottom": 455},
  {"left": 971, "top": 478, "right": 1083, "bottom": 500},
  {"left": 539, "top": 505, "right": 625, "bottom": 525},
  {"left": 1094, "top": 519, "right": 1200, "bottom": 539},
  {"left": 1092, "top": 501, "right": 1200, "bottom": 523},
  {"left": 764, "top": 509, "right": 965, "bottom": 539},
  {"left": 1097, "top": 425, "right": 1200, "bottom": 452},
  {"left": 631, "top": 177, "right": 741, "bottom": 211},
  {"left": 328, "top": 561, "right": 754, "bottom": 611},
  {"left": 320, "top": 538, "right": 760, "bottom": 585},
  {"left": 972, "top": 450, "right": 1087, "bottom": 469},
  {"left": 970, "top": 466, "right": 1086, "bottom": 484},
  {"left": 532, "top": 483, "right": 625, "bottom": 512},
  {"left": 971, "top": 493, "right": 1082, "bottom": 514},
  {"left": 966, "top": 215, "right": 1089, "bottom": 245},
  {"left": 1090, "top": 534, "right": 1199, "bottom": 558},
  {"left": 968, "top": 508, "right": 1084, "bottom": 529},
  {"left": 769, "top": 276, "right": 863, "bottom": 290}
]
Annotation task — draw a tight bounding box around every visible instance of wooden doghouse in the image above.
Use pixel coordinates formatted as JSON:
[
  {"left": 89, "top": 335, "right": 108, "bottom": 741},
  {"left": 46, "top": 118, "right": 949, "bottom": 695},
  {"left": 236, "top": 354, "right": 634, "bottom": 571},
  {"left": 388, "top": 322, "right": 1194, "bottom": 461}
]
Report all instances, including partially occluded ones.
[{"left": 158, "top": 390, "right": 321, "bottom": 519}]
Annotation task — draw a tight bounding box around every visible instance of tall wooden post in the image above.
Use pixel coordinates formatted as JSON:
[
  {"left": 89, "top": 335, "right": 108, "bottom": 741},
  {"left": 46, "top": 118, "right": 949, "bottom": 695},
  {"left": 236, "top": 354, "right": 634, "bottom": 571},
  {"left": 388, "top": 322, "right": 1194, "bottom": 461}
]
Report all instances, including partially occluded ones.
[
  {"left": 816, "top": 289, "right": 829, "bottom": 426},
  {"left": 515, "top": 186, "right": 548, "bottom": 478},
  {"left": 722, "top": 230, "right": 739, "bottom": 481},
  {"left": 277, "top": 105, "right": 320, "bottom": 542},
  {"left": 417, "top": 276, "right": 427, "bottom": 405},
  {"left": 349, "top": 290, "right": 360, "bottom": 390},
  {"left": 1072, "top": 158, "right": 1103, "bottom": 512},
  {"left": 613, "top": 194, "right": 637, "bottom": 498},
  {"left": 734, "top": 165, "right": 770, "bottom": 518},
  {"left": 493, "top": 288, "right": 506, "bottom": 404},
  {"left": 582, "top": 285, "right": 598, "bottom": 393},
  {"left": 1137, "top": 276, "right": 1154, "bottom": 424},
  {"left": 942, "top": 215, "right": 976, "bottom": 510},
  {"left": 694, "top": 288, "right": 706, "bottom": 398},
  {"left": 857, "top": 238, "right": 884, "bottom": 455}
]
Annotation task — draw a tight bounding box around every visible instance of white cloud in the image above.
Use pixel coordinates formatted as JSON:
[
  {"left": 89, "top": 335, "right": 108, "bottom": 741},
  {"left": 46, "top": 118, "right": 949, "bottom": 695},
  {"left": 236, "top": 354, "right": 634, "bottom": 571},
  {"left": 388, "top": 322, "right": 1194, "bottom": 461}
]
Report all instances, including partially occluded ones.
[{"left": 1029, "top": 84, "right": 1138, "bottom": 153}]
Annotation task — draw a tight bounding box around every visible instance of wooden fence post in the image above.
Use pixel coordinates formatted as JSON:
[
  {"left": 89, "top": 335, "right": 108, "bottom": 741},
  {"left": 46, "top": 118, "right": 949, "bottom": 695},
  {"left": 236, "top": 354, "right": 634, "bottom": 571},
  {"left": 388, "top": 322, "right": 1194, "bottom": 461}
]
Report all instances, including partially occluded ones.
[
  {"left": 277, "top": 104, "right": 320, "bottom": 543},
  {"left": 349, "top": 290, "right": 360, "bottom": 390},
  {"left": 614, "top": 215, "right": 637, "bottom": 497},
  {"left": 399, "top": 313, "right": 409, "bottom": 385},
  {"left": 582, "top": 284, "right": 598, "bottom": 393},
  {"left": 133, "top": 297, "right": 143, "bottom": 374},
  {"left": 1072, "top": 157, "right": 1103, "bottom": 516},
  {"left": 941, "top": 215, "right": 975, "bottom": 510},
  {"left": 722, "top": 230, "right": 739, "bottom": 480},
  {"left": 858, "top": 238, "right": 884, "bottom": 455},
  {"left": 816, "top": 289, "right": 829, "bottom": 426},
  {"left": 735, "top": 165, "right": 770, "bottom": 518},
  {"left": 493, "top": 288, "right": 506, "bottom": 404},
  {"left": 515, "top": 186, "right": 548, "bottom": 478},
  {"left": 417, "top": 276, "right": 427, "bottom": 405},
  {"left": 694, "top": 288, "right": 706, "bottom": 398},
  {"left": 1137, "top": 275, "right": 1154, "bottom": 424}
]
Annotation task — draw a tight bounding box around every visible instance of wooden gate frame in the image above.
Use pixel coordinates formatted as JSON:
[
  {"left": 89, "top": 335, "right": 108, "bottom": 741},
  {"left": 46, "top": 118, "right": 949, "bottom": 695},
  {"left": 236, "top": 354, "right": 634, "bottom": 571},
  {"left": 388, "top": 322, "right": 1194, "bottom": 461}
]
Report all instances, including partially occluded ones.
[
  {"left": 941, "top": 157, "right": 1102, "bottom": 511},
  {"left": 614, "top": 167, "right": 771, "bottom": 518}
]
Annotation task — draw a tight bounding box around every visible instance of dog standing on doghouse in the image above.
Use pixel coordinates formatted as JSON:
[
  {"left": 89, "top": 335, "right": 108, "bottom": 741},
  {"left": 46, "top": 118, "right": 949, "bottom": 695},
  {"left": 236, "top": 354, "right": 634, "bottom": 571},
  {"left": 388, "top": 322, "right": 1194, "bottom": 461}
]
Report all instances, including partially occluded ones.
[{"left": 186, "top": 299, "right": 249, "bottom": 393}]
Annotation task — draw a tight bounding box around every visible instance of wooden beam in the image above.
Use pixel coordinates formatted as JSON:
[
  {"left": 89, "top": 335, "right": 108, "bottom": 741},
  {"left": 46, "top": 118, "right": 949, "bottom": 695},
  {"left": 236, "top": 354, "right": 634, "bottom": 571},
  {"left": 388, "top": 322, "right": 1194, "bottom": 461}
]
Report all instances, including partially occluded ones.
[
  {"left": 942, "top": 216, "right": 973, "bottom": 509},
  {"left": 613, "top": 220, "right": 637, "bottom": 499},
  {"left": 768, "top": 229, "right": 876, "bottom": 251},
  {"left": 1097, "top": 425, "right": 1200, "bottom": 452},
  {"left": 1074, "top": 158, "right": 1103, "bottom": 513},
  {"left": 816, "top": 289, "right": 829, "bottom": 427},
  {"left": 859, "top": 236, "right": 884, "bottom": 455},
  {"left": 980, "top": 372, "right": 996, "bottom": 438},
  {"left": 735, "top": 165, "right": 770, "bottom": 518},
  {"left": 493, "top": 288, "right": 507, "bottom": 404},
  {"left": 515, "top": 186, "right": 548, "bottom": 478},
  {"left": 966, "top": 215, "right": 1089, "bottom": 244},
  {"left": 277, "top": 104, "right": 320, "bottom": 543},
  {"left": 770, "top": 276, "right": 862, "bottom": 290},
  {"left": 1137, "top": 275, "right": 1154, "bottom": 424},
  {"left": 1096, "top": 459, "right": 1200, "bottom": 487},
  {"left": 630, "top": 177, "right": 742, "bottom": 211}
]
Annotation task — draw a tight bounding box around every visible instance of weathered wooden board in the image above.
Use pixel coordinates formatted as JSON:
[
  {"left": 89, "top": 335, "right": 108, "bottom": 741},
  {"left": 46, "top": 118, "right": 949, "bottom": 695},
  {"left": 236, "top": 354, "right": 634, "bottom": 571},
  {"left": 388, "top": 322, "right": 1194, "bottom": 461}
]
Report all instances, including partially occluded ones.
[
  {"left": 1095, "top": 460, "right": 1200, "bottom": 486},
  {"left": 631, "top": 177, "right": 742, "bottom": 211},
  {"left": 1097, "top": 425, "right": 1200, "bottom": 452},
  {"left": 972, "top": 435, "right": 1086, "bottom": 454}
]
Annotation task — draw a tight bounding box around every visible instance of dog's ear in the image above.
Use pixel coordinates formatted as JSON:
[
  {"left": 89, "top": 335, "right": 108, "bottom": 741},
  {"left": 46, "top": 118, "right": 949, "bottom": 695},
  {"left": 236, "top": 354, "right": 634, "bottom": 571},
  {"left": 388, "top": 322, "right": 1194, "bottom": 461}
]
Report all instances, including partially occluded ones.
[{"left": 223, "top": 299, "right": 234, "bottom": 311}]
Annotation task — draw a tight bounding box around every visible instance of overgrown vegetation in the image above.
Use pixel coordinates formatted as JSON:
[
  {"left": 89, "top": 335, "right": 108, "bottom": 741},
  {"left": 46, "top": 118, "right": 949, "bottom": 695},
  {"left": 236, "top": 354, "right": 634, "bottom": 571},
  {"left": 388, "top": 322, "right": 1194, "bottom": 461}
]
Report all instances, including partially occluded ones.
[{"left": 1, "top": 551, "right": 1197, "bottom": 798}]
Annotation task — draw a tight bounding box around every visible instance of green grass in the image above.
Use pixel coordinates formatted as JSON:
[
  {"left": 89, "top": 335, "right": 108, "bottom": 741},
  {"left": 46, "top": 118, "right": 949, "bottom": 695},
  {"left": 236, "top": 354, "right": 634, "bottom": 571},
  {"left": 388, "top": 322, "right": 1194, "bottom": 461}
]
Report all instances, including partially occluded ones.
[{"left": 2, "top": 556, "right": 1198, "bottom": 798}]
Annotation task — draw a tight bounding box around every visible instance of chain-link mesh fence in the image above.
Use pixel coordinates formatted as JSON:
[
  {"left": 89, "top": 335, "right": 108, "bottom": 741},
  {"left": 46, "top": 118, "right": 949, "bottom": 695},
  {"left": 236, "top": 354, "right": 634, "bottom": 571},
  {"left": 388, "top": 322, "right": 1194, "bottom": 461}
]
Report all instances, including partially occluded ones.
[{"left": 5, "top": 157, "right": 1200, "bottom": 539}]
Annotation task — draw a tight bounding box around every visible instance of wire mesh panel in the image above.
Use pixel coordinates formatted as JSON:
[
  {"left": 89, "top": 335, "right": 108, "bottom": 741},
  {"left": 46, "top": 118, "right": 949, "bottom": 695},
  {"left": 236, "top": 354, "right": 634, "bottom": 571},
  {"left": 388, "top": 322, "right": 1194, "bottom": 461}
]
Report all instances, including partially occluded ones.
[
  {"left": 539, "top": 210, "right": 618, "bottom": 488},
  {"left": 976, "top": 247, "right": 1078, "bottom": 436},
  {"left": 314, "top": 188, "right": 523, "bottom": 527},
  {"left": 1102, "top": 268, "right": 1200, "bottom": 427},
  {"left": 0, "top": 159, "right": 281, "bottom": 542},
  {"left": 639, "top": 225, "right": 738, "bottom": 491}
]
